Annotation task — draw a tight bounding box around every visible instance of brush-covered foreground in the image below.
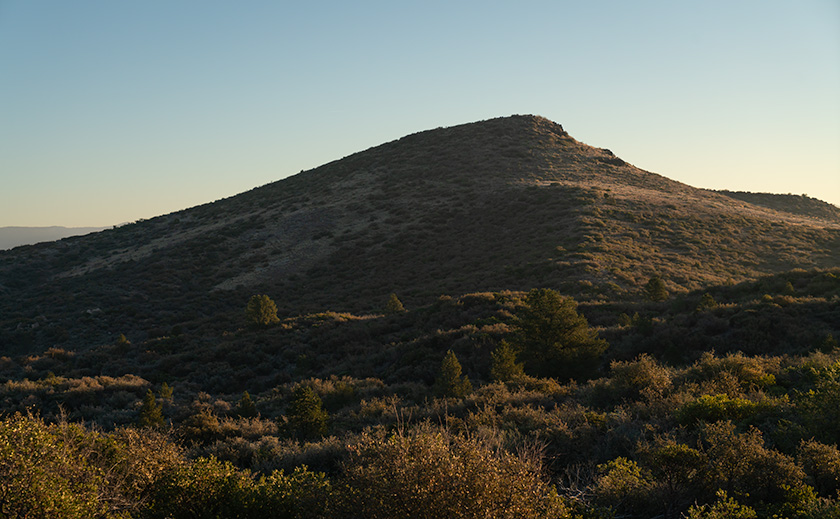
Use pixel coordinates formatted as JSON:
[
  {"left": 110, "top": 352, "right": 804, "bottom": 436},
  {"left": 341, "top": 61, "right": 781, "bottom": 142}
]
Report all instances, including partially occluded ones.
[{"left": 2, "top": 270, "right": 840, "bottom": 518}]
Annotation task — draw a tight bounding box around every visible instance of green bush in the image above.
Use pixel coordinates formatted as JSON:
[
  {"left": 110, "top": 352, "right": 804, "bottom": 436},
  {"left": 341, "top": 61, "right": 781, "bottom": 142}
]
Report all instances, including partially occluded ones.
[
  {"left": 685, "top": 490, "right": 757, "bottom": 519},
  {"left": 677, "top": 394, "right": 771, "bottom": 425},
  {"left": 145, "top": 456, "right": 331, "bottom": 519},
  {"left": 0, "top": 414, "right": 106, "bottom": 517},
  {"left": 0, "top": 413, "right": 181, "bottom": 518},
  {"left": 592, "top": 457, "right": 653, "bottom": 515}
]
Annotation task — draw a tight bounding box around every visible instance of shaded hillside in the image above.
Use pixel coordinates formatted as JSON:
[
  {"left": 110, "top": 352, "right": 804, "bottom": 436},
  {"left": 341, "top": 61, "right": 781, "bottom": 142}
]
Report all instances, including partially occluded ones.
[
  {"left": 716, "top": 190, "right": 840, "bottom": 223},
  {"left": 1, "top": 115, "right": 838, "bottom": 351}
]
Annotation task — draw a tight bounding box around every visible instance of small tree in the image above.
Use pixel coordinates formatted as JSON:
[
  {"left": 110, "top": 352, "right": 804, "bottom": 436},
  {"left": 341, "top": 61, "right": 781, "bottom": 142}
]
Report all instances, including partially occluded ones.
[
  {"left": 159, "top": 382, "right": 174, "bottom": 400},
  {"left": 434, "top": 350, "right": 472, "bottom": 398},
  {"left": 246, "top": 294, "right": 279, "bottom": 326},
  {"left": 236, "top": 391, "right": 258, "bottom": 418},
  {"left": 384, "top": 293, "right": 406, "bottom": 314},
  {"left": 697, "top": 293, "right": 717, "bottom": 311},
  {"left": 644, "top": 276, "right": 668, "bottom": 302},
  {"left": 490, "top": 341, "right": 525, "bottom": 382},
  {"left": 287, "top": 385, "right": 328, "bottom": 439},
  {"left": 139, "top": 389, "right": 164, "bottom": 428}
]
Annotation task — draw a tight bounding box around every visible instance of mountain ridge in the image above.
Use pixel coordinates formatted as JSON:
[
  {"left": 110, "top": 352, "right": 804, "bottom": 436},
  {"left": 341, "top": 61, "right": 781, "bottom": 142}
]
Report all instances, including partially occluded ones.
[{"left": 0, "top": 225, "right": 108, "bottom": 250}]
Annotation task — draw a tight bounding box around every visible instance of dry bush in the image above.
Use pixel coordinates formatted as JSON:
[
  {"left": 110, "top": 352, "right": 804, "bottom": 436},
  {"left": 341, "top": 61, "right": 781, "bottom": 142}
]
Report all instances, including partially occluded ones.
[{"left": 336, "top": 424, "right": 568, "bottom": 519}]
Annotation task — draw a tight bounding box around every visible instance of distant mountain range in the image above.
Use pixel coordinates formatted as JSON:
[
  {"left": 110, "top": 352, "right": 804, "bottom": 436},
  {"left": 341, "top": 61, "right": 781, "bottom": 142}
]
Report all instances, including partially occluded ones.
[
  {"left": 1, "top": 115, "right": 838, "bottom": 352},
  {"left": 0, "top": 226, "right": 108, "bottom": 250}
]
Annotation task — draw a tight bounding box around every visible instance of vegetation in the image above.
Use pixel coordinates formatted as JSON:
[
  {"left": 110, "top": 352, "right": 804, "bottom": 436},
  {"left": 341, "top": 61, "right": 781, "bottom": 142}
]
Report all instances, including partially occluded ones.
[
  {"left": 286, "top": 385, "right": 328, "bottom": 440},
  {"left": 433, "top": 350, "right": 472, "bottom": 398},
  {"left": 138, "top": 389, "right": 164, "bottom": 428},
  {"left": 514, "top": 288, "right": 607, "bottom": 381},
  {"left": 0, "top": 116, "right": 839, "bottom": 517},
  {"left": 384, "top": 292, "right": 406, "bottom": 314},
  {"left": 246, "top": 294, "right": 280, "bottom": 326},
  {"left": 490, "top": 340, "right": 525, "bottom": 382}
]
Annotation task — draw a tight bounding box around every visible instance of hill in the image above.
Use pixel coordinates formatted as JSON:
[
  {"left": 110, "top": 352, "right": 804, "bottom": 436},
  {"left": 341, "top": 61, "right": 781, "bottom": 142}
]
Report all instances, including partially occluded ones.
[
  {"left": 1, "top": 115, "right": 838, "bottom": 351},
  {"left": 3, "top": 115, "right": 840, "bottom": 518},
  {"left": 716, "top": 190, "right": 840, "bottom": 221}
]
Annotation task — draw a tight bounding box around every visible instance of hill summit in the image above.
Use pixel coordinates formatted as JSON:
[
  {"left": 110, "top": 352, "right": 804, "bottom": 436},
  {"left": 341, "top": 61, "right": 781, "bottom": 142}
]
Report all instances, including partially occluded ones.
[{"left": 1, "top": 115, "right": 838, "bottom": 349}]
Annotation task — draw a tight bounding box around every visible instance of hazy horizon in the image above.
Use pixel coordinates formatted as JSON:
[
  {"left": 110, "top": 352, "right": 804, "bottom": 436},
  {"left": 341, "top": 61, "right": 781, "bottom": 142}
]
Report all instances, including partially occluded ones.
[{"left": 2, "top": 1, "right": 838, "bottom": 227}]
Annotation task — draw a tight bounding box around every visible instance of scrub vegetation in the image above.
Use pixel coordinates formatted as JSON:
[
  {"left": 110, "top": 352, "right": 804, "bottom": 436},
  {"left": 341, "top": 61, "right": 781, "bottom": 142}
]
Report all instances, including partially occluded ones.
[{"left": 1, "top": 116, "right": 839, "bottom": 517}]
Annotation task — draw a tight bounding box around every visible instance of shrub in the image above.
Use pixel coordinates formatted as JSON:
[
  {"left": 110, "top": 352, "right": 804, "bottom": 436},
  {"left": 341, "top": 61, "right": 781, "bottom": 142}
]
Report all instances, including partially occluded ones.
[
  {"left": 798, "top": 439, "right": 840, "bottom": 497},
  {"left": 685, "top": 490, "right": 757, "bottom": 519},
  {"left": 0, "top": 413, "right": 181, "bottom": 518},
  {"left": 592, "top": 457, "right": 653, "bottom": 515},
  {"left": 336, "top": 426, "right": 568, "bottom": 518},
  {"left": 701, "top": 421, "right": 808, "bottom": 506},
  {"left": 677, "top": 394, "right": 771, "bottom": 425},
  {"left": 608, "top": 354, "right": 672, "bottom": 401},
  {"left": 145, "top": 456, "right": 329, "bottom": 519},
  {"left": 0, "top": 414, "right": 106, "bottom": 517}
]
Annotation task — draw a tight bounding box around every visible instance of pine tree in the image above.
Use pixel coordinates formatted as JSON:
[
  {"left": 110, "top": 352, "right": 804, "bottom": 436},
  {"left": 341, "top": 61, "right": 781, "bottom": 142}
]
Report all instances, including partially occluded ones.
[
  {"left": 644, "top": 276, "right": 669, "bottom": 302},
  {"left": 490, "top": 341, "right": 525, "bottom": 382},
  {"left": 287, "top": 385, "right": 328, "bottom": 439},
  {"left": 236, "top": 391, "right": 258, "bottom": 418},
  {"left": 138, "top": 389, "right": 164, "bottom": 428},
  {"left": 515, "top": 288, "right": 607, "bottom": 381},
  {"left": 246, "top": 294, "right": 280, "bottom": 326},
  {"left": 697, "top": 293, "right": 717, "bottom": 311},
  {"left": 159, "top": 382, "right": 173, "bottom": 400},
  {"left": 434, "top": 350, "right": 472, "bottom": 398},
  {"left": 384, "top": 293, "right": 406, "bottom": 314}
]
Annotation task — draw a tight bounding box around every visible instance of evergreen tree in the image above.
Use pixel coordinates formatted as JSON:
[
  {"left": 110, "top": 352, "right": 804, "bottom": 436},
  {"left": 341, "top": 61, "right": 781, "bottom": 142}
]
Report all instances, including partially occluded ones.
[
  {"left": 287, "top": 385, "right": 328, "bottom": 439},
  {"left": 139, "top": 389, "right": 164, "bottom": 428},
  {"left": 236, "top": 391, "right": 258, "bottom": 418},
  {"left": 434, "top": 350, "right": 472, "bottom": 398},
  {"left": 246, "top": 294, "right": 280, "bottom": 326},
  {"left": 490, "top": 341, "right": 525, "bottom": 382},
  {"left": 644, "top": 276, "right": 669, "bottom": 302},
  {"left": 159, "top": 382, "right": 173, "bottom": 400},
  {"left": 820, "top": 333, "right": 839, "bottom": 353},
  {"left": 697, "top": 292, "right": 717, "bottom": 311},
  {"left": 384, "top": 293, "right": 406, "bottom": 314},
  {"left": 515, "top": 288, "right": 607, "bottom": 381}
]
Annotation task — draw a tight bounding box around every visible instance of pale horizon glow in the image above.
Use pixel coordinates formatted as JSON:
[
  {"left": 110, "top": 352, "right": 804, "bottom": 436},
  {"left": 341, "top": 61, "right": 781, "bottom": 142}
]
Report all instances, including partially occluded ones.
[{"left": 1, "top": 1, "right": 839, "bottom": 227}]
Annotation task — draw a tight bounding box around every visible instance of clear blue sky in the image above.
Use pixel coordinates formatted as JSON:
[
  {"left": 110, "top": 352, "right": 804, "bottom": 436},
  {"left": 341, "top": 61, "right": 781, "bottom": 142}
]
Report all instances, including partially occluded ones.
[{"left": 1, "top": 1, "right": 838, "bottom": 227}]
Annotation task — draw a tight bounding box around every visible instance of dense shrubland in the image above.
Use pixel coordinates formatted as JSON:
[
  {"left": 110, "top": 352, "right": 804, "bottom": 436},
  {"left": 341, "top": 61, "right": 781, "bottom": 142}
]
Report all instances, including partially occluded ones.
[{"left": 2, "top": 270, "right": 839, "bottom": 517}]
